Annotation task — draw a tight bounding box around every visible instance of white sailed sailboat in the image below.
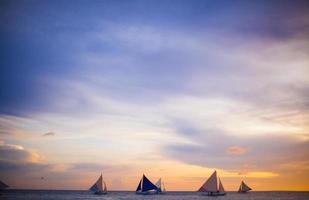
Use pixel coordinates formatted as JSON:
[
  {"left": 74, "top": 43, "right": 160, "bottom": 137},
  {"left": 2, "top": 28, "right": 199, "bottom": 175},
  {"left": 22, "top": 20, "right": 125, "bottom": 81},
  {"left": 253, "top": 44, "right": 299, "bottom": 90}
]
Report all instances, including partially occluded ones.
[
  {"left": 198, "top": 170, "right": 226, "bottom": 196},
  {"left": 89, "top": 174, "right": 107, "bottom": 195},
  {"left": 238, "top": 181, "right": 252, "bottom": 193},
  {"left": 155, "top": 178, "right": 166, "bottom": 193}
]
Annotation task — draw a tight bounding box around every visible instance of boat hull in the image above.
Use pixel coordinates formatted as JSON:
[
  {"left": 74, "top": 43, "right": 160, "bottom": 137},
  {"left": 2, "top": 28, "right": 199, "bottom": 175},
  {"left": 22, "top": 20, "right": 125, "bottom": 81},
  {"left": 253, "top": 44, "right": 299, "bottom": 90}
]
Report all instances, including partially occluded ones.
[
  {"left": 94, "top": 191, "right": 107, "bottom": 195},
  {"left": 200, "top": 192, "right": 226, "bottom": 196},
  {"left": 136, "top": 191, "right": 159, "bottom": 195}
]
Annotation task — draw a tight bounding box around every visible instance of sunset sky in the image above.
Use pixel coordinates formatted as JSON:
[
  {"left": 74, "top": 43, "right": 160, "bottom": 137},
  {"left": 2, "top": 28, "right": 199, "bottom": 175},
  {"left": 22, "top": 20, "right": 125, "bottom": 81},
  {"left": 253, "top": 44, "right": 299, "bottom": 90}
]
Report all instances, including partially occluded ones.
[{"left": 0, "top": 0, "right": 309, "bottom": 191}]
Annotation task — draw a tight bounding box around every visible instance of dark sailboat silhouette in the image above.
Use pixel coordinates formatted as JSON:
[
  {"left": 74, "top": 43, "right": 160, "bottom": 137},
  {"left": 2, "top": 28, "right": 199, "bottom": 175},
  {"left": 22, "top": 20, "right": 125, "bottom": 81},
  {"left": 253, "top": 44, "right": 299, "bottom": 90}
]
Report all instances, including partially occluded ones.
[
  {"left": 136, "top": 174, "right": 159, "bottom": 195},
  {"left": 238, "top": 181, "right": 252, "bottom": 193}
]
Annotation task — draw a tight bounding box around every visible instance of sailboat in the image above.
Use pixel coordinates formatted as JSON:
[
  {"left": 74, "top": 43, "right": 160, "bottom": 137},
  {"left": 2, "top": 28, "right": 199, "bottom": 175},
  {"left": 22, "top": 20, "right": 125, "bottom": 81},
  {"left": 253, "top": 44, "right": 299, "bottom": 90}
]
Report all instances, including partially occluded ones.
[
  {"left": 238, "top": 181, "right": 252, "bottom": 193},
  {"left": 136, "top": 174, "right": 159, "bottom": 195},
  {"left": 0, "top": 181, "right": 9, "bottom": 196},
  {"left": 198, "top": 170, "right": 226, "bottom": 196},
  {"left": 89, "top": 174, "right": 107, "bottom": 195},
  {"left": 155, "top": 178, "right": 166, "bottom": 193},
  {"left": 0, "top": 180, "right": 9, "bottom": 190}
]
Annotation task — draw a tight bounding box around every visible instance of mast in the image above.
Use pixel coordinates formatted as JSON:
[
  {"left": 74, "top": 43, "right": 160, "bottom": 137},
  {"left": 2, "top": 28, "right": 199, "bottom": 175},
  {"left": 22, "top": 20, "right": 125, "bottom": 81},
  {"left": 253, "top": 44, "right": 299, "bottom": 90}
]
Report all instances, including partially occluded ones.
[
  {"left": 162, "top": 181, "right": 166, "bottom": 192},
  {"left": 218, "top": 178, "right": 225, "bottom": 194},
  {"left": 103, "top": 181, "right": 107, "bottom": 192}
]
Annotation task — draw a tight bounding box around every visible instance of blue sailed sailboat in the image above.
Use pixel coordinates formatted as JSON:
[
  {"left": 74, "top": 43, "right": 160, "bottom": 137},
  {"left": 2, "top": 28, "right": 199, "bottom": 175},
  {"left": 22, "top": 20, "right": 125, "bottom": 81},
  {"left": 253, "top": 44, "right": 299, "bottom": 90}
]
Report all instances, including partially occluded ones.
[{"left": 136, "top": 174, "right": 159, "bottom": 195}]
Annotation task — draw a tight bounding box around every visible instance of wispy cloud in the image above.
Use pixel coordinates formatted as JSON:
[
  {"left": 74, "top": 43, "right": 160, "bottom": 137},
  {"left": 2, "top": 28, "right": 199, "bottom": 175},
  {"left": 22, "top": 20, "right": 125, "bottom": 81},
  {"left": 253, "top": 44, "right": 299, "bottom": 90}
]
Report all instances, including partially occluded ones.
[
  {"left": 42, "top": 132, "right": 55, "bottom": 137},
  {"left": 226, "top": 146, "right": 248, "bottom": 155}
]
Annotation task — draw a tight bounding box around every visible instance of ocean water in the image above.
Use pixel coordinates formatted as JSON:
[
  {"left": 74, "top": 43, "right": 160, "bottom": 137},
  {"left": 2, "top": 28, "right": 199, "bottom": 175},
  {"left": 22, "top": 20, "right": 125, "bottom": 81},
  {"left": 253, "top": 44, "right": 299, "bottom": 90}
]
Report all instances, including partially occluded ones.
[{"left": 1, "top": 190, "right": 309, "bottom": 200}]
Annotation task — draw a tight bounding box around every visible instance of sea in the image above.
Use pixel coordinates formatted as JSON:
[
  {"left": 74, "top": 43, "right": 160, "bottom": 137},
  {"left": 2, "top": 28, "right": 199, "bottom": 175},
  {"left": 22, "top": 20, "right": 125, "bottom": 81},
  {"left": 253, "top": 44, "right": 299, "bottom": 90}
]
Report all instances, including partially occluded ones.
[{"left": 1, "top": 190, "right": 309, "bottom": 200}]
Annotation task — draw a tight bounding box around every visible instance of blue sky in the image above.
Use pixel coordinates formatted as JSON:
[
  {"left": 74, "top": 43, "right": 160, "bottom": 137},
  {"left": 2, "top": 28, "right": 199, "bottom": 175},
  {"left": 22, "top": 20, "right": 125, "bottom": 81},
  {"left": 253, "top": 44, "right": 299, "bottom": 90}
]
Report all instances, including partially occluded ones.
[
  {"left": 0, "top": 0, "right": 309, "bottom": 190},
  {"left": 1, "top": 0, "right": 308, "bottom": 115}
]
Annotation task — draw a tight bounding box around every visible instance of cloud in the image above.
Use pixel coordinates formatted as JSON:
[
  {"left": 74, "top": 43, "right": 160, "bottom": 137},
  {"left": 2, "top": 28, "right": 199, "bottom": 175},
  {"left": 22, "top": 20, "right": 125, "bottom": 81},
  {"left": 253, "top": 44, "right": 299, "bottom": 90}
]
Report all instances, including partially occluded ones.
[
  {"left": 226, "top": 146, "right": 248, "bottom": 155},
  {"left": 0, "top": 160, "right": 48, "bottom": 174},
  {"left": 42, "top": 132, "right": 55, "bottom": 137},
  {"left": 0, "top": 141, "right": 50, "bottom": 187},
  {"left": 0, "top": 140, "right": 130, "bottom": 189},
  {"left": 162, "top": 118, "right": 309, "bottom": 175},
  {"left": 0, "top": 142, "right": 41, "bottom": 164}
]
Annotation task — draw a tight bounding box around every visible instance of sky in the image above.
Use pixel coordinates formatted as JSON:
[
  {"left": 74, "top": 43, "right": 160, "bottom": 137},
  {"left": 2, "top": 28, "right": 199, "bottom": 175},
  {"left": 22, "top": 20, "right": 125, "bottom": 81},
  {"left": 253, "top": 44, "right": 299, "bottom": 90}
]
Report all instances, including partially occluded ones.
[{"left": 0, "top": 0, "right": 309, "bottom": 191}]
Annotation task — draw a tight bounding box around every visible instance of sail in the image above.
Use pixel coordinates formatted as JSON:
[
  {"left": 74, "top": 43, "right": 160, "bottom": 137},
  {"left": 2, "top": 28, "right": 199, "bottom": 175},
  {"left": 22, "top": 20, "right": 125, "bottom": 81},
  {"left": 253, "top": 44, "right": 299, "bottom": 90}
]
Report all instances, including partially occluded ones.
[
  {"left": 103, "top": 181, "right": 107, "bottom": 192},
  {"left": 155, "top": 178, "right": 161, "bottom": 188},
  {"left": 198, "top": 171, "right": 218, "bottom": 192},
  {"left": 218, "top": 178, "right": 225, "bottom": 194},
  {"left": 240, "top": 181, "right": 251, "bottom": 192},
  {"left": 136, "top": 179, "right": 142, "bottom": 192},
  {"left": 162, "top": 182, "right": 166, "bottom": 192},
  {"left": 0, "top": 180, "right": 9, "bottom": 190},
  {"left": 90, "top": 174, "right": 103, "bottom": 192},
  {"left": 141, "top": 175, "right": 158, "bottom": 192},
  {"left": 155, "top": 178, "right": 162, "bottom": 192}
]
